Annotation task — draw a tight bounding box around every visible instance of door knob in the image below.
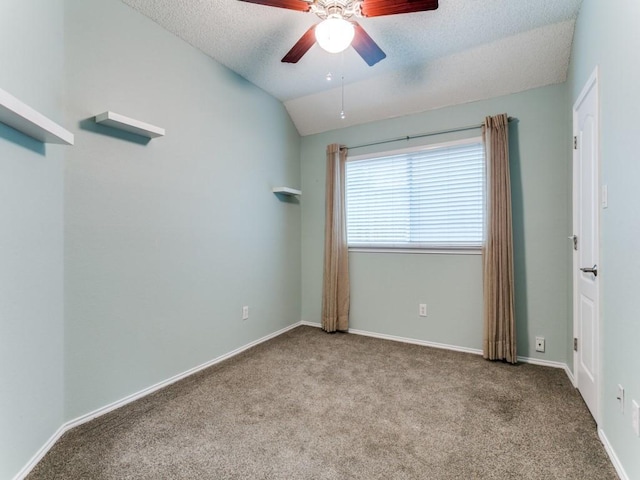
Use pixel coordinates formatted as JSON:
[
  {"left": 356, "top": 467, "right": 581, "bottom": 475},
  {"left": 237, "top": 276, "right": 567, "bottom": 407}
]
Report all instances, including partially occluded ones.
[{"left": 580, "top": 264, "right": 598, "bottom": 277}]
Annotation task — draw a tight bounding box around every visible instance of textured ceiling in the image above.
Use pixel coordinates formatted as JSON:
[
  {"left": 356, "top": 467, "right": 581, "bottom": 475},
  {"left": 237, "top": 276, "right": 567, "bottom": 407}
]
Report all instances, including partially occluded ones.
[{"left": 121, "top": 0, "right": 583, "bottom": 135}]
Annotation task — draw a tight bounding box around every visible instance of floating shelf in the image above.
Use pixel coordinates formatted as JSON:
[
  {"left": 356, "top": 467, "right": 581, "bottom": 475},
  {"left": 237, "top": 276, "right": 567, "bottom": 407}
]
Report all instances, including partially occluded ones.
[
  {"left": 0, "top": 87, "right": 74, "bottom": 145},
  {"left": 95, "top": 111, "right": 165, "bottom": 139},
  {"left": 273, "top": 187, "right": 301, "bottom": 197}
]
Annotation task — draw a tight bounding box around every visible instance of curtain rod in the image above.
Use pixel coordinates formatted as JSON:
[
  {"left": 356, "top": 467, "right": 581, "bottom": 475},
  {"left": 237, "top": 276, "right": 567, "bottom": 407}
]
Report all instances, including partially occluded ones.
[{"left": 346, "top": 117, "right": 513, "bottom": 151}]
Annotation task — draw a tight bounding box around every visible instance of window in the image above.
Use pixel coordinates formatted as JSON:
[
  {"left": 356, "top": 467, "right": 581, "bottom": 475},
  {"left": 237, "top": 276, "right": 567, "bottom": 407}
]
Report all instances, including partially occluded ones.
[{"left": 345, "top": 138, "right": 485, "bottom": 250}]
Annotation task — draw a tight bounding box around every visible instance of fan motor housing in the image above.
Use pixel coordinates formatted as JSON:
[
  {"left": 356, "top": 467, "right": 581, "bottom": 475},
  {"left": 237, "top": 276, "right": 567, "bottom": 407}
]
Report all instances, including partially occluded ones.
[{"left": 309, "top": 0, "right": 362, "bottom": 20}]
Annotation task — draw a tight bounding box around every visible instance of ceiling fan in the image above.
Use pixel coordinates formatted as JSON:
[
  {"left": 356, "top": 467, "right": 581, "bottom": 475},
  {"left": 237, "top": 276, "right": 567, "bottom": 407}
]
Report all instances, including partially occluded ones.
[{"left": 238, "top": 0, "right": 439, "bottom": 66}]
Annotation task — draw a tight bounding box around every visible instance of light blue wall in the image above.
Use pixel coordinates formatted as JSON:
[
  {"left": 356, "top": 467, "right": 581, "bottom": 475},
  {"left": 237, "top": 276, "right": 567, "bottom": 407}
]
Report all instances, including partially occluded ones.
[
  {"left": 0, "top": 1, "right": 66, "bottom": 478},
  {"left": 301, "top": 84, "right": 572, "bottom": 363},
  {"left": 2, "top": 0, "right": 301, "bottom": 476},
  {"left": 63, "top": 0, "right": 301, "bottom": 420},
  {"left": 568, "top": 1, "right": 640, "bottom": 478}
]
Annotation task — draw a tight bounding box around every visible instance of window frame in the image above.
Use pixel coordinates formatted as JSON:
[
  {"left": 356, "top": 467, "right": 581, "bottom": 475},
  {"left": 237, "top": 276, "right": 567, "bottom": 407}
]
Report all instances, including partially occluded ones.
[{"left": 345, "top": 137, "right": 485, "bottom": 254}]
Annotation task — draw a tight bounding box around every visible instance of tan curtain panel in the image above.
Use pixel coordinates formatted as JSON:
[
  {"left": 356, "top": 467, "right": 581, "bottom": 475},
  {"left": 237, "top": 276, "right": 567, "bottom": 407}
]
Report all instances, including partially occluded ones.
[
  {"left": 321, "top": 144, "right": 350, "bottom": 332},
  {"left": 482, "top": 114, "right": 517, "bottom": 364}
]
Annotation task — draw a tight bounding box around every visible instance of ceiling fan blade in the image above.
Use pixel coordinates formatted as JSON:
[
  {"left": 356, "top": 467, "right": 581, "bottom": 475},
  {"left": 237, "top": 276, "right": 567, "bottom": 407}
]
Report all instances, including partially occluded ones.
[
  {"left": 281, "top": 25, "right": 317, "bottom": 63},
  {"left": 351, "top": 22, "right": 386, "bottom": 66},
  {"left": 237, "top": 0, "right": 310, "bottom": 12},
  {"left": 361, "top": 0, "right": 438, "bottom": 17}
]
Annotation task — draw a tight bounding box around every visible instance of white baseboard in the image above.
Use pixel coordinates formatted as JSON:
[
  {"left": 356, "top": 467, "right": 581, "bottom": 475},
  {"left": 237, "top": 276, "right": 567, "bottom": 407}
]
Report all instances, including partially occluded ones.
[
  {"left": 348, "top": 327, "right": 485, "bottom": 356},
  {"left": 304, "top": 321, "right": 483, "bottom": 355},
  {"left": 300, "top": 320, "right": 322, "bottom": 328},
  {"left": 63, "top": 322, "right": 302, "bottom": 432},
  {"left": 11, "top": 424, "right": 68, "bottom": 480},
  {"left": 303, "top": 322, "right": 572, "bottom": 374},
  {"left": 564, "top": 364, "right": 576, "bottom": 386},
  {"left": 13, "top": 321, "right": 302, "bottom": 480},
  {"left": 516, "top": 355, "right": 568, "bottom": 371},
  {"left": 599, "top": 428, "right": 628, "bottom": 480}
]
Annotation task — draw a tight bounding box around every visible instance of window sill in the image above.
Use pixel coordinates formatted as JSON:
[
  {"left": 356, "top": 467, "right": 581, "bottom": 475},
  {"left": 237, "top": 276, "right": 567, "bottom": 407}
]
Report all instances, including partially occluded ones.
[{"left": 348, "top": 247, "right": 482, "bottom": 255}]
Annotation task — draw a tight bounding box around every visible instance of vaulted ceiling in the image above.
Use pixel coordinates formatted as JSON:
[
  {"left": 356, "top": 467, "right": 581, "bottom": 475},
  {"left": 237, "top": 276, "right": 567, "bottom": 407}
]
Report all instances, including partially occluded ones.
[{"left": 121, "top": 0, "right": 583, "bottom": 135}]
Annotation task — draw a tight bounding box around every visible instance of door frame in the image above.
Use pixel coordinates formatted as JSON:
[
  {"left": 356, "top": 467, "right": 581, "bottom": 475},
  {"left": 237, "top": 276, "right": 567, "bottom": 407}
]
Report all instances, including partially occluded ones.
[{"left": 572, "top": 66, "right": 601, "bottom": 424}]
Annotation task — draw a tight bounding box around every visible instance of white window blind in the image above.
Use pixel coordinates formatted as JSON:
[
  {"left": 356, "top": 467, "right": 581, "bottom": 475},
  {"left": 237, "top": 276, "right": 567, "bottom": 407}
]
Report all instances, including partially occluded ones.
[{"left": 345, "top": 139, "right": 485, "bottom": 249}]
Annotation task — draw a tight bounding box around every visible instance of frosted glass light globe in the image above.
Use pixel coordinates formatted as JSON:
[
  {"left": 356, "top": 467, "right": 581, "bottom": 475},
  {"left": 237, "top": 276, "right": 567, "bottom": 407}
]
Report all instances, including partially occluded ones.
[{"left": 315, "top": 16, "right": 355, "bottom": 54}]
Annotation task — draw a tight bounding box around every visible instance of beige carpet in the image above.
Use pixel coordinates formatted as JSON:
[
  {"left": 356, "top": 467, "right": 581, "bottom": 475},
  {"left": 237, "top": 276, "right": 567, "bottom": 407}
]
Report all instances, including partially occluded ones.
[{"left": 28, "top": 326, "right": 617, "bottom": 479}]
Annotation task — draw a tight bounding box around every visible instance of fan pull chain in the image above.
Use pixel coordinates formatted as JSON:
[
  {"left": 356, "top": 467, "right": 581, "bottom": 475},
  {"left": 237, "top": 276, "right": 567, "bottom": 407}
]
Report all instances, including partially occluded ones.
[
  {"left": 340, "top": 75, "right": 345, "bottom": 119},
  {"left": 340, "top": 51, "right": 346, "bottom": 119}
]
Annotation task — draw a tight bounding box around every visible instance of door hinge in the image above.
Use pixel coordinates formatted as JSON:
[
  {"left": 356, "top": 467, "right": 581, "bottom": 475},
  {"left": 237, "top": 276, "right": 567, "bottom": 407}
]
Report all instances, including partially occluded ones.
[
  {"left": 573, "top": 136, "right": 578, "bottom": 150},
  {"left": 574, "top": 337, "right": 578, "bottom": 352}
]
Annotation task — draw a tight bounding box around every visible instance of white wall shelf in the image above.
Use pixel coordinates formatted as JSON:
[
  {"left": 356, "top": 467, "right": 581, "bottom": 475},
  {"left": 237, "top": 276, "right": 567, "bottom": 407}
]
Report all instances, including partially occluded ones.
[
  {"left": 272, "top": 187, "right": 301, "bottom": 197},
  {"left": 0, "top": 87, "right": 74, "bottom": 145},
  {"left": 95, "top": 111, "right": 165, "bottom": 139}
]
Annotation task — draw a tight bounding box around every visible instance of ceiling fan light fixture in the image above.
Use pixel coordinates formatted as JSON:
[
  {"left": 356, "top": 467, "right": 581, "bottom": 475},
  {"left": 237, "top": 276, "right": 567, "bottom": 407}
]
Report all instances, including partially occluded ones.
[{"left": 315, "top": 16, "right": 355, "bottom": 54}]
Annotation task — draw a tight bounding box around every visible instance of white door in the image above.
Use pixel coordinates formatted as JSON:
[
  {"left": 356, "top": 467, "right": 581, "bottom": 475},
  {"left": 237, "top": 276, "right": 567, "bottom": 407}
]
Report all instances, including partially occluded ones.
[{"left": 572, "top": 68, "right": 600, "bottom": 422}]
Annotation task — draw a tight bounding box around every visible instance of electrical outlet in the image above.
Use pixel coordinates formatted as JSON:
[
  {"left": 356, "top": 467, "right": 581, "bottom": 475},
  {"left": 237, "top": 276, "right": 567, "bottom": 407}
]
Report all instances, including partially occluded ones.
[
  {"left": 617, "top": 384, "right": 625, "bottom": 413},
  {"left": 242, "top": 306, "right": 249, "bottom": 320},
  {"left": 632, "top": 400, "right": 639, "bottom": 437},
  {"left": 419, "top": 304, "right": 427, "bottom": 317},
  {"left": 535, "top": 336, "right": 545, "bottom": 353}
]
